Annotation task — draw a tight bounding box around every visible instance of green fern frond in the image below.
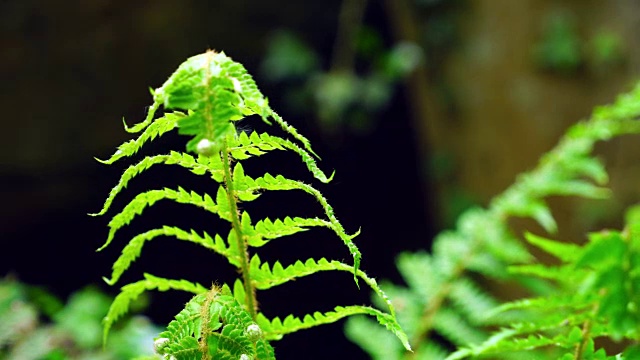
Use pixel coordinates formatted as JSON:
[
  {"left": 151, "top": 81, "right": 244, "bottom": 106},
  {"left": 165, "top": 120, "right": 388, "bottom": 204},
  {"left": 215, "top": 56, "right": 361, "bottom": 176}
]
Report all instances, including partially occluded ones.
[
  {"left": 155, "top": 287, "right": 275, "bottom": 360},
  {"left": 215, "top": 185, "right": 233, "bottom": 222},
  {"left": 252, "top": 216, "right": 327, "bottom": 242},
  {"left": 447, "top": 278, "right": 499, "bottom": 325},
  {"left": 104, "top": 274, "right": 206, "bottom": 346},
  {"left": 445, "top": 328, "right": 537, "bottom": 360},
  {"left": 231, "top": 279, "right": 247, "bottom": 308},
  {"left": 448, "top": 325, "right": 591, "bottom": 359},
  {"left": 96, "top": 50, "right": 408, "bottom": 354},
  {"left": 524, "top": 232, "right": 582, "bottom": 262},
  {"left": 233, "top": 171, "right": 361, "bottom": 277},
  {"left": 267, "top": 109, "right": 318, "bottom": 158},
  {"left": 592, "top": 82, "right": 640, "bottom": 121},
  {"left": 507, "top": 310, "right": 594, "bottom": 335},
  {"left": 344, "top": 316, "right": 405, "bottom": 360},
  {"left": 347, "top": 314, "right": 451, "bottom": 360},
  {"left": 228, "top": 131, "right": 285, "bottom": 160},
  {"left": 454, "top": 209, "right": 532, "bottom": 263},
  {"left": 508, "top": 263, "right": 578, "bottom": 281},
  {"left": 149, "top": 50, "right": 315, "bottom": 159},
  {"left": 249, "top": 256, "right": 365, "bottom": 290},
  {"left": 104, "top": 226, "right": 235, "bottom": 286},
  {"left": 433, "top": 308, "right": 487, "bottom": 347},
  {"left": 91, "top": 151, "right": 224, "bottom": 217},
  {"left": 248, "top": 255, "right": 401, "bottom": 321},
  {"left": 99, "top": 187, "right": 218, "bottom": 251},
  {"left": 257, "top": 305, "right": 411, "bottom": 351},
  {"left": 486, "top": 294, "right": 592, "bottom": 318},
  {"left": 453, "top": 211, "right": 640, "bottom": 357},
  {"left": 347, "top": 83, "right": 640, "bottom": 359},
  {"left": 228, "top": 132, "right": 333, "bottom": 182},
  {"left": 123, "top": 101, "right": 161, "bottom": 133},
  {"left": 560, "top": 156, "right": 609, "bottom": 185},
  {"left": 264, "top": 134, "right": 332, "bottom": 182},
  {"left": 241, "top": 212, "right": 333, "bottom": 247},
  {"left": 231, "top": 165, "right": 335, "bottom": 205},
  {"left": 91, "top": 154, "right": 175, "bottom": 217},
  {"left": 418, "top": 343, "right": 450, "bottom": 360},
  {"left": 97, "top": 111, "right": 184, "bottom": 165},
  {"left": 223, "top": 59, "right": 265, "bottom": 107}
]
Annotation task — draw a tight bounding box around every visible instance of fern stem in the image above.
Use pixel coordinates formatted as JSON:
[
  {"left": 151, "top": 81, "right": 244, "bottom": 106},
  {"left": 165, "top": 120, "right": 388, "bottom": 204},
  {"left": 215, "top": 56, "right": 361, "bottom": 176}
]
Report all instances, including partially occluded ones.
[
  {"left": 574, "top": 301, "right": 598, "bottom": 360},
  {"left": 199, "top": 287, "right": 218, "bottom": 360},
  {"left": 409, "top": 236, "right": 483, "bottom": 354},
  {"left": 573, "top": 319, "right": 592, "bottom": 360},
  {"left": 222, "top": 145, "right": 258, "bottom": 318}
]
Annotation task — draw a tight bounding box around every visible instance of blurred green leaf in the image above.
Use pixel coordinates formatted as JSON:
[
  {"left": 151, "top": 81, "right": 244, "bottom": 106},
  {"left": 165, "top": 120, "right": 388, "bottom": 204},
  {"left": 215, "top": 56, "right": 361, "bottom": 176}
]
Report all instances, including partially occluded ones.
[
  {"left": 0, "top": 277, "right": 161, "bottom": 359},
  {"left": 261, "top": 30, "right": 320, "bottom": 82},
  {"left": 54, "top": 287, "right": 111, "bottom": 349},
  {"left": 589, "top": 30, "right": 624, "bottom": 69},
  {"left": 383, "top": 42, "right": 424, "bottom": 79},
  {"left": 533, "top": 10, "right": 582, "bottom": 74}
]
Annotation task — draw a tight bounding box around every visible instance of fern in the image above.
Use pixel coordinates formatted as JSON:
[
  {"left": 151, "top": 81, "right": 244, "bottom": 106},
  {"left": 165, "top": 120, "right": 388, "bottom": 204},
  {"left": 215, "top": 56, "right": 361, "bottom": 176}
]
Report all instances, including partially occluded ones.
[
  {"left": 450, "top": 207, "right": 640, "bottom": 359},
  {"left": 102, "top": 273, "right": 207, "bottom": 347},
  {"left": 93, "top": 50, "right": 409, "bottom": 358},
  {"left": 154, "top": 285, "right": 275, "bottom": 360},
  {"left": 346, "top": 83, "right": 640, "bottom": 359}
]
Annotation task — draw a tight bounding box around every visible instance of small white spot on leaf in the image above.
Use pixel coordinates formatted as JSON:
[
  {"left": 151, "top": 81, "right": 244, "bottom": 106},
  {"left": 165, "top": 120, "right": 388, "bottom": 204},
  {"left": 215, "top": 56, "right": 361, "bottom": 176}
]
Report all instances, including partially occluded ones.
[
  {"left": 244, "top": 323, "right": 262, "bottom": 341},
  {"left": 154, "top": 337, "right": 170, "bottom": 354},
  {"left": 196, "top": 138, "right": 217, "bottom": 156}
]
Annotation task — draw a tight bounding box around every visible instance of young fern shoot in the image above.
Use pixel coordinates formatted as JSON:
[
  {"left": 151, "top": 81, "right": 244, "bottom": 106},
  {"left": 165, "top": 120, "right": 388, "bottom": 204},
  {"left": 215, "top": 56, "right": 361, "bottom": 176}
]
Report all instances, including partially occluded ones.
[{"left": 93, "top": 50, "right": 410, "bottom": 359}]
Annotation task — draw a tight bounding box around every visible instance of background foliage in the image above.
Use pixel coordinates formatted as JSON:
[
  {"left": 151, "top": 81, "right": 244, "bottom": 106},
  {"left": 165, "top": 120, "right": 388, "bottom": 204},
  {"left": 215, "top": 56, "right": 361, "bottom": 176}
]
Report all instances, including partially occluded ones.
[{"left": 0, "top": 277, "right": 159, "bottom": 359}]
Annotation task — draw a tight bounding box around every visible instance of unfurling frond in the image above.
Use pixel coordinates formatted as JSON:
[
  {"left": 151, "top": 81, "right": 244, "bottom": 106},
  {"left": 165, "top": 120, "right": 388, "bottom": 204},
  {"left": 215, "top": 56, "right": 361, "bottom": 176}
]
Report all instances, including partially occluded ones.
[
  {"left": 94, "top": 49, "right": 406, "bottom": 356},
  {"left": 156, "top": 286, "right": 275, "bottom": 360}
]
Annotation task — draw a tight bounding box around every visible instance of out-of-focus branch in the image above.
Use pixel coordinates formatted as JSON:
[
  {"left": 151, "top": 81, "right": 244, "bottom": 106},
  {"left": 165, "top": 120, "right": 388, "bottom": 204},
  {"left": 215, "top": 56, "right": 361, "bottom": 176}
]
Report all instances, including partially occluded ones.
[
  {"left": 384, "top": 0, "right": 447, "bottom": 228},
  {"left": 331, "top": 0, "right": 368, "bottom": 72},
  {"left": 384, "top": 0, "right": 447, "bottom": 150}
]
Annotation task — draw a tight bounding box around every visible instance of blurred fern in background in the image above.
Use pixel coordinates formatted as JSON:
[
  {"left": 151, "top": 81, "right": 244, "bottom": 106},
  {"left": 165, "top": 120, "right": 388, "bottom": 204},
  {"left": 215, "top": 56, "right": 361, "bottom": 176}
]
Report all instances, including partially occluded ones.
[
  {"left": 346, "top": 83, "right": 640, "bottom": 359},
  {"left": 0, "top": 277, "right": 159, "bottom": 360}
]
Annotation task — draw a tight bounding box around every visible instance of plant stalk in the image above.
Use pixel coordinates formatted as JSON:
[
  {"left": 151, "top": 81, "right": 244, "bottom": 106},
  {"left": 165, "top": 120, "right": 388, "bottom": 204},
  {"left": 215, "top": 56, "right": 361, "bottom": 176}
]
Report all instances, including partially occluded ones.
[
  {"left": 409, "top": 235, "right": 483, "bottom": 356},
  {"left": 222, "top": 145, "right": 257, "bottom": 319},
  {"left": 574, "top": 319, "right": 593, "bottom": 360}
]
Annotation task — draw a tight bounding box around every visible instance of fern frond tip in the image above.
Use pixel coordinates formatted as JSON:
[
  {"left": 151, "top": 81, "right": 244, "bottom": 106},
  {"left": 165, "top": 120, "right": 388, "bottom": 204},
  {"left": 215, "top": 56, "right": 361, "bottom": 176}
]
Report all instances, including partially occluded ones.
[
  {"left": 94, "top": 155, "right": 112, "bottom": 165},
  {"left": 325, "top": 170, "right": 336, "bottom": 183},
  {"left": 102, "top": 276, "right": 116, "bottom": 286},
  {"left": 123, "top": 101, "right": 161, "bottom": 133},
  {"left": 121, "top": 116, "right": 129, "bottom": 129},
  {"left": 96, "top": 236, "right": 112, "bottom": 252},
  {"left": 89, "top": 200, "right": 112, "bottom": 217}
]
